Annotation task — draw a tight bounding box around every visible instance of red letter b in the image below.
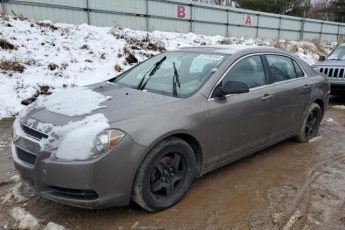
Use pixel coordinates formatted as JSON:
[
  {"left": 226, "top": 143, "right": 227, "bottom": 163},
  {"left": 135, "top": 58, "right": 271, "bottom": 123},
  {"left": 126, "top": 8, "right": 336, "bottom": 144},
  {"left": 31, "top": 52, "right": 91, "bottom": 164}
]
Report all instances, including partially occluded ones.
[{"left": 177, "top": 6, "right": 186, "bottom": 18}]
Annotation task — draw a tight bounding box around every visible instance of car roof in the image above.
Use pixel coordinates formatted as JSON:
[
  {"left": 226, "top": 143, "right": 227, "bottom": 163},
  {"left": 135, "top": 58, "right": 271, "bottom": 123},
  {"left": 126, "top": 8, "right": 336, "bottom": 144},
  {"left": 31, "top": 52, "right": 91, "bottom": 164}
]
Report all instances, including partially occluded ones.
[{"left": 177, "top": 45, "right": 287, "bottom": 55}]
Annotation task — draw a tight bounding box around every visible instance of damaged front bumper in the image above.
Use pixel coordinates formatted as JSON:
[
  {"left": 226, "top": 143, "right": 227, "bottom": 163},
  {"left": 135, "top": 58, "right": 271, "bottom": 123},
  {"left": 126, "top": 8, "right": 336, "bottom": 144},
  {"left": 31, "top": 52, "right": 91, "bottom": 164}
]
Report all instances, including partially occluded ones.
[{"left": 11, "top": 123, "right": 147, "bottom": 209}]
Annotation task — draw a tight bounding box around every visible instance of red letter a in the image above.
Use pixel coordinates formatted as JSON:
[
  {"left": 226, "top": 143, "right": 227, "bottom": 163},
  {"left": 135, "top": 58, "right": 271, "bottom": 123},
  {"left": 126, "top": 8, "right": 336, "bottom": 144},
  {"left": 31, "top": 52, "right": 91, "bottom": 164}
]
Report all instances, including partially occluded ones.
[{"left": 245, "top": 16, "right": 252, "bottom": 25}]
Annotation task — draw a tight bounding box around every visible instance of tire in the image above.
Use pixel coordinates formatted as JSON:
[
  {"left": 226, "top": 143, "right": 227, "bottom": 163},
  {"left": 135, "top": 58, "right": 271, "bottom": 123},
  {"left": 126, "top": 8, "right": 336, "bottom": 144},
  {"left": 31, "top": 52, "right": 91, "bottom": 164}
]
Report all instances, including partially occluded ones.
[
  {"left": 295, "top": 103, "right": 322, "bottom": 143},
  {"left": 132, "top": 137, "right": 196, "bottom": 212}
]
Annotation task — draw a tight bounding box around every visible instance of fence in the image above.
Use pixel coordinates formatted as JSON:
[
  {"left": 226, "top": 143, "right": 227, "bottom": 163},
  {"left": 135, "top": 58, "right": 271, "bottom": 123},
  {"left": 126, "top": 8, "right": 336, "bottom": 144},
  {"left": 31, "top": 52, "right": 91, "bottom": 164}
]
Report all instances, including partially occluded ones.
[{"left": 1, "top": 0, "right": 345, "bottom": 42}]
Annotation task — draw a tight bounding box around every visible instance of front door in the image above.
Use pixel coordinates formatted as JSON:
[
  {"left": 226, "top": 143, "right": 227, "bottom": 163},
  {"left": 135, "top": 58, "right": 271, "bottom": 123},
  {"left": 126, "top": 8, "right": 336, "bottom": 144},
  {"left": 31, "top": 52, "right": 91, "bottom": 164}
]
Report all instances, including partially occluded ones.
[{"left": 207, "top": 55, "right": 273, "bottom": 162}]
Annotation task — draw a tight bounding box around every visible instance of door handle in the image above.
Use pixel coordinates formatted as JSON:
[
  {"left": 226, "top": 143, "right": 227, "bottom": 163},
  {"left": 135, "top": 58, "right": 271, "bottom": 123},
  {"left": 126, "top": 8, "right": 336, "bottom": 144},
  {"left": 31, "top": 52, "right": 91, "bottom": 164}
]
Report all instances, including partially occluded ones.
[
  {"left": 303, "top": 84, "right": 311, "bottom": 90},
  {"left": 302, "top": 84, "right": 311, "bottom": 94},
  {"left": 262, "top": 93, "right": 272, "bottom": 101}
]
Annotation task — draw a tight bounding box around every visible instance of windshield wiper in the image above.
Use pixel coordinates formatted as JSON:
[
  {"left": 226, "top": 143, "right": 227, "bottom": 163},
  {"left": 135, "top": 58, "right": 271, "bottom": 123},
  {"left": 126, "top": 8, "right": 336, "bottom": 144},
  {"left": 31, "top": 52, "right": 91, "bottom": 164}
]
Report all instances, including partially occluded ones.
[
  {"left": 172, "top": 62, "right": 181, "bottom": 97},
  {"left": 327, "top": 58, "right": 342, "bottom": 61},
  {"left": 136, "top": 56, "right": 166, "bottom": 90}
]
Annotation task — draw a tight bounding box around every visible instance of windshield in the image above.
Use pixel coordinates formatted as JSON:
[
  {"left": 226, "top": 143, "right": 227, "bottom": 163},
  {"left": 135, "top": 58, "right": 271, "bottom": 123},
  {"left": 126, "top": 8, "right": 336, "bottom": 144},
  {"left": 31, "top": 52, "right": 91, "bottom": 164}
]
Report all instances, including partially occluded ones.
[
  {"left": 327, "top": 46, "right": 345, "bottom": 60},
  {"left": 113, "top": 51, "right": 227, "bottom": 98}
]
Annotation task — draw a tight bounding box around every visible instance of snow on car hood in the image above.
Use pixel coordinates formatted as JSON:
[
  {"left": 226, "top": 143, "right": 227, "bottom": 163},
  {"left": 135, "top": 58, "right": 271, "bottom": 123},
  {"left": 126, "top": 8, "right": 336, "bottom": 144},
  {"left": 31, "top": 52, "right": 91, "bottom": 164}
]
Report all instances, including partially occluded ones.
[
  {"left": 13, "top": 112, "right": 109, "bottom": 160},
  {"left": 25, "top": 82, "right": 180, "bottom": 126},
  {"left": 35, "top": 87, "right": 111, "bottom": 117},
  {"left": 48, "top": 113, "right": 109, "bottom": 160},
  {"left": 13, "top": 85, "right": 112, "bottom": 160},
  {"left": 14, "top": 82, "right": 180, "bottom": 160}
]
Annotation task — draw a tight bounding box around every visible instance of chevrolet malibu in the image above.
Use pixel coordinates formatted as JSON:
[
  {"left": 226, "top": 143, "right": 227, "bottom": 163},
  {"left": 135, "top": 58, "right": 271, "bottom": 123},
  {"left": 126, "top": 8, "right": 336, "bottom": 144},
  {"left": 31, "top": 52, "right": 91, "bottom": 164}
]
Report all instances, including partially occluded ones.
[{"left": 12, "top": 46, "right": 330, "bottom": 212}]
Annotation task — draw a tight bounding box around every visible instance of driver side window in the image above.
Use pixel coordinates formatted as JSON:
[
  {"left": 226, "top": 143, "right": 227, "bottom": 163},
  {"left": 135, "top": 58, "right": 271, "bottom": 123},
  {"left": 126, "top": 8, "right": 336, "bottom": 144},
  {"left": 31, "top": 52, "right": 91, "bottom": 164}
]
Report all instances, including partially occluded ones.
[{"left": 222, "top": 55, "right": 266, "bottom": 89}]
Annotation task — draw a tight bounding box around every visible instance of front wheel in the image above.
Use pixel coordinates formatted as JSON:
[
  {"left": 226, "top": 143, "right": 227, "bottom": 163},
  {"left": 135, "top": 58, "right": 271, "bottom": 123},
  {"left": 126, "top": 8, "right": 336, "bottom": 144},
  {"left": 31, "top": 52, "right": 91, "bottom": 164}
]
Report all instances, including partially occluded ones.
[
  {"left": 295, "top": 103, "right": 322, "bottom": 143},
  {"left": 132, "top": 137, "right": 196, "bottom": 212}
]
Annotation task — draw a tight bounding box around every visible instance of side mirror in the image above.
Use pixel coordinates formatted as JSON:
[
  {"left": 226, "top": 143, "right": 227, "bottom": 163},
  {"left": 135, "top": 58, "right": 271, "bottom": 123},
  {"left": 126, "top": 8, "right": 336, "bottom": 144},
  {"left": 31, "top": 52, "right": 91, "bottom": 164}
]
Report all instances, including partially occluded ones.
[
  {"left": 319, "top": 55, "right": 326, "bottom": 62},
  {"left": 213, "top": 81, "right": 249, "bottom": 98}
]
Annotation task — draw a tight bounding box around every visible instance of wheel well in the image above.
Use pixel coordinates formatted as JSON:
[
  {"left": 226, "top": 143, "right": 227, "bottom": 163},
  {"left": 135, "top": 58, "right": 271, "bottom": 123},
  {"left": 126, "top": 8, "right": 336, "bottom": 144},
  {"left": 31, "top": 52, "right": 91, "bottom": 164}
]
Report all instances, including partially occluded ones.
[
  {"left": 172, "top": 134, "right": 203, "bottom": 176},
  {"left": 314, "top": 99, "right": 324, "bottom": 116}
]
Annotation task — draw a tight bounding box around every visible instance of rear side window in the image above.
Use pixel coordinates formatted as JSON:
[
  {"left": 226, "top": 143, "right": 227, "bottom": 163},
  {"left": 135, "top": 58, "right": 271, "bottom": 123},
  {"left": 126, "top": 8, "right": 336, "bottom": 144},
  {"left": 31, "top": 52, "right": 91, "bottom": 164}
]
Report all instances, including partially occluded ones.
[
  {"left": 266, "top": 55, "right": 297, "bottom": 82},
  {"left": 222, "top": 55, "right": 266, "bottom": 89},
  {"left": 293, "top": 60, "right": 304, "bottom": 77}
]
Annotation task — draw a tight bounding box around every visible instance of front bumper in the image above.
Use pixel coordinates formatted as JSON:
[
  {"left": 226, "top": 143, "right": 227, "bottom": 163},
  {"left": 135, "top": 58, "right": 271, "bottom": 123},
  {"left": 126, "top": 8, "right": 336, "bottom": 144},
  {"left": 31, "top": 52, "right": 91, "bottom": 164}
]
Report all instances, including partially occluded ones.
[
  {"left": 312, "top": 65, "right": 345, "bottom": 94},
  {"left": 12, "top": 132, "right": 147, "bottom": 209},
  {"left": 329, "top": 81, "right": 345, "bottom": 94}
]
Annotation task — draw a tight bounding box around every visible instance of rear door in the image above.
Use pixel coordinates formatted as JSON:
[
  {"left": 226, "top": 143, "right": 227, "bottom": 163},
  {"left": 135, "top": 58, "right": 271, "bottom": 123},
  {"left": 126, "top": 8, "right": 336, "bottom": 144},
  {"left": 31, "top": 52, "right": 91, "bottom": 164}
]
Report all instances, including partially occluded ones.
[
  {"left": 207, "top": 55, "right": 274, "bottom": 162},
  {"left": 263, "top": 54, "right": 311, "bottom": 141}
]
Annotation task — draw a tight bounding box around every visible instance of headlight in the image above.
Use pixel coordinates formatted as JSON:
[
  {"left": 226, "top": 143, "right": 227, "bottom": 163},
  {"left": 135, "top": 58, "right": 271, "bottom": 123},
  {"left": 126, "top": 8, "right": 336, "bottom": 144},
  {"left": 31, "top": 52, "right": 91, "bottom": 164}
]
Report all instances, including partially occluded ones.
[{"left": 94, "top": 129, "right": 125, "bottom": 155}]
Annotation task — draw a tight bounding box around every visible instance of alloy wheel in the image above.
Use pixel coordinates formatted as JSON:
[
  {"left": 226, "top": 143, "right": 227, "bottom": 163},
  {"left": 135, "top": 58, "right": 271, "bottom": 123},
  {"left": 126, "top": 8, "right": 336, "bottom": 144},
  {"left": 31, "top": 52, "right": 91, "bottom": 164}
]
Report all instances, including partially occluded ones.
[
  {"left": 305, "top": 109, "right": 319, "bottom": 140},
  {"left": 149, "top": 152, "right": 187, "bottom": 200}
]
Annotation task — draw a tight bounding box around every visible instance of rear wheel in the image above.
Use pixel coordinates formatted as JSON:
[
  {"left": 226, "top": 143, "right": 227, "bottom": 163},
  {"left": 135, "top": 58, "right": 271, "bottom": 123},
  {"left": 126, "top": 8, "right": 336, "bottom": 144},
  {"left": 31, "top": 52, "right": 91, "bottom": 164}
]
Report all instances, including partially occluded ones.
[
  {"left": 132, "top": 137, "right": 196, "bottom": 212},
  {"left": 295, "top": 103, "right": 322, "bottom": 143}
]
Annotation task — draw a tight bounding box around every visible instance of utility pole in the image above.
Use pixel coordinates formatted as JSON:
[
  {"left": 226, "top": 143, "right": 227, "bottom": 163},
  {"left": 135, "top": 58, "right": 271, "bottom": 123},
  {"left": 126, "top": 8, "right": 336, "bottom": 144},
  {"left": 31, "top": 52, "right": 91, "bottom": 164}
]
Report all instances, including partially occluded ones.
[{"left": 1, "top": 0, "right": 6, "bottom": 15}]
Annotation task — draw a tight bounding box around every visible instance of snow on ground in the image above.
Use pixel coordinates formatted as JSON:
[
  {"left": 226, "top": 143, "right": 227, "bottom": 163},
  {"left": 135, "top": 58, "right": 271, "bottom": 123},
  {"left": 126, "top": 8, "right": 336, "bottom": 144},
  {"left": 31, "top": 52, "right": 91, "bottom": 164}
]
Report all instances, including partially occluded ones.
[
  {"left": 1, "top": 175, "right": 30, "bottom": 204},
  {"left": 309, "top": 136, "right": 322, "bottom": 143},
  {"left": 11, "top": 207, "right": 66, "bottom": 230},
  {"left": 325, "top": 117, "right": 335, "bottom": 123},
  {"left": 11, "top": 207, "right": 40, "bottom": 230},
  {"left": 0, "top": 15, "right": 336, "bottom": 119},
  {"left": 324, "top": 117, "right": 338, "bottom": 125},
  {"left": 1, "top": 181, "right": 28, "bottom": 204},
  {"left": 1, "top": 175, "right": 66, "bottom": 230},
  {"left": 44, "top": 222, "right": 66, "bottom": 230},
  {"left": 333, "top": 105, "right": 345, "bottom": 110}
]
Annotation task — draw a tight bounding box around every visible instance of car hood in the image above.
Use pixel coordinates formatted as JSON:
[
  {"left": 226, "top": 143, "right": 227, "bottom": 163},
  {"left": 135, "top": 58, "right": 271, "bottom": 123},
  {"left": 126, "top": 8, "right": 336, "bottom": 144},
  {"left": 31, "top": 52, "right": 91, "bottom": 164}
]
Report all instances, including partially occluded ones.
[
  {"left": 312, "top": 60, "right": 345, "bottom": 67},
  {"left": 22, "top": 82, "right": 181, "bottom": 127}
]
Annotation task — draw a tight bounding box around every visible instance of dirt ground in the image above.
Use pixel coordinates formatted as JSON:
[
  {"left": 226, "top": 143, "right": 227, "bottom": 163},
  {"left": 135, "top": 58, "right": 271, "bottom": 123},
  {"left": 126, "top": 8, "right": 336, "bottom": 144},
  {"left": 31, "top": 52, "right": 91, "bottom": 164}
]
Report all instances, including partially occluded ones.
[{"left": 1, "top": 97, "right": 345, "bottom": 230}]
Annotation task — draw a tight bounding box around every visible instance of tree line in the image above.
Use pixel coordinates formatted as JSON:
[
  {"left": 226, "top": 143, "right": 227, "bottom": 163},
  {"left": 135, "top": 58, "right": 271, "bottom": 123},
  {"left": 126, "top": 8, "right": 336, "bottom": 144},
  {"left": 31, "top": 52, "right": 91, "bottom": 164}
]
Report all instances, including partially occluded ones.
[{"left": 192, "top": 0, "right": 345, "bottom": 23}]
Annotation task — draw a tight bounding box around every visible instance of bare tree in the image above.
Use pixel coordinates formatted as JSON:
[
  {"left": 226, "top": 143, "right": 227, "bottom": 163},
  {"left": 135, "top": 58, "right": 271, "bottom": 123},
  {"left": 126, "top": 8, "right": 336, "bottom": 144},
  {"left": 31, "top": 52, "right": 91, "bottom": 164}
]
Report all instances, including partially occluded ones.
[{"left": 307, "top": 0, "right": 331, "bottom": 20}]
